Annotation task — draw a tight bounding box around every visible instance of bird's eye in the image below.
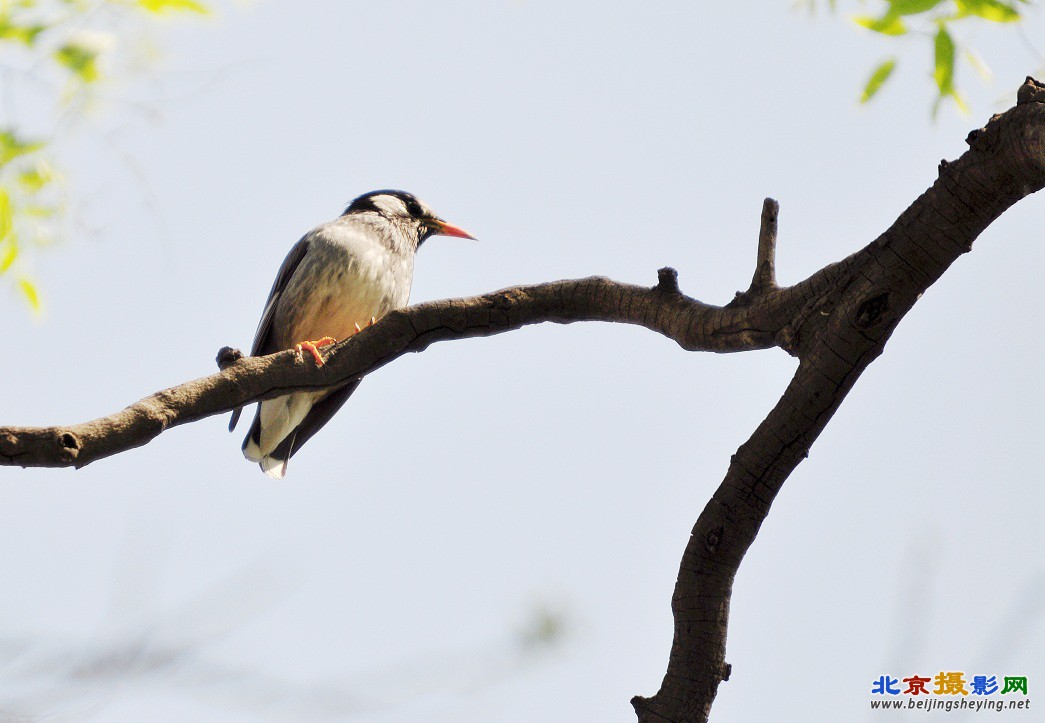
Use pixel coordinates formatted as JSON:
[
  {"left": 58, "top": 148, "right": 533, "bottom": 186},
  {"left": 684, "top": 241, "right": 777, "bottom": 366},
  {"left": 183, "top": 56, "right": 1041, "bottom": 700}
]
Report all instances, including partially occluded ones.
[{"left": 406, "top": 200, "right": 424, "bottom": 218}]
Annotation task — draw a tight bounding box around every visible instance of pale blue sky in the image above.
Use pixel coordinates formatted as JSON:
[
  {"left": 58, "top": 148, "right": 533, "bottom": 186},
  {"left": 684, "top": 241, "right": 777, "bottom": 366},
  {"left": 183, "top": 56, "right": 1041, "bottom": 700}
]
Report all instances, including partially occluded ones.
[{"left": 2, "top": 2, "right": 1042, "bottom": 721}]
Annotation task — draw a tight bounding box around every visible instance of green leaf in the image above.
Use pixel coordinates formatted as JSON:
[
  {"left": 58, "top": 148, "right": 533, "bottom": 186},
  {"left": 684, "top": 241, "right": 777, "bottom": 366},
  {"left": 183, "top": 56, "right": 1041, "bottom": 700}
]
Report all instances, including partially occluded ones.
[
  {"left": 0, "top": 17, "right": 48, "bottom": 46},
  {"left": 20, "top": 24, "right": 46, "bottom": 44},
  {"left": 955, "top": 0, "right": 1020, "bottom": 22},
  {"left": 964, "top": 48, "right": 992, "bottom": 80},
  {"left": 0, "top": 237, "right": 16, "bottom": 274},
  {"left": 861, "top": 58, "right": 898, "bottom": 102},
  {"left": 854, "top": 14, "right": 908, "bottom": 35},
  {"left": 931, "top": 24, "right": 968, "bottom": 120},
  {"left": 23, "top": 204, "right": 56, "bottom": 218},
  {"left": 0, "top": 188, "right": 11, "bottom": 241},
  {"left": 18, "top": 275, "right": 41, "bottom": 312},
  {"left": 18, "top": 160, "right": 54, "bottom": 194},
  {"left": 933, "top": 25, "right": 956, "bottom": 95},
  {"left": 137, "top": 0, "right": 210, "bottom": 14},
  {"left": 0, "top": 130, "right": 44, "bottom": 167},
  {"left": 888, "top": 0, "right": 949, "bottom": 15},
  {"left": 53, "top": 43, "right": 100, "bottom": 83}
]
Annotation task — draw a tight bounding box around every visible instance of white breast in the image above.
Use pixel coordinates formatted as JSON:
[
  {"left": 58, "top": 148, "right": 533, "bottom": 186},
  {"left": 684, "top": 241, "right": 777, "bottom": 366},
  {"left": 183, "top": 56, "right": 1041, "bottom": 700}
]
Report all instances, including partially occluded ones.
[{"left": 274, "top": 221, "right": 415, "bottom": 348}]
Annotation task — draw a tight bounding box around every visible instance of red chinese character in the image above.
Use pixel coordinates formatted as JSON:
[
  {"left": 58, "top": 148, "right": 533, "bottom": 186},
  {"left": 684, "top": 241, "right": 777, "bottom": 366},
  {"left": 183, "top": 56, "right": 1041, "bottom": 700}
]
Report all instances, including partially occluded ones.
[{"left": 903, "top": 676, "right": 932, "bottom": 695}]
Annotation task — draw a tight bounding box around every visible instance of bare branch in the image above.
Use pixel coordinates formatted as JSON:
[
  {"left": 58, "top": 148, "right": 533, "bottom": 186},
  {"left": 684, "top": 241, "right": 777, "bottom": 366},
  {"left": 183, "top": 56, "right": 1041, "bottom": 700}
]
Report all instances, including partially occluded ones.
[
  {"left": 0, "top": 272, "right": 815, "bottom": 470},
  {"left": 631, "top": 78, "right": 1044, "bottom": 722},
  {"left": 750, "top": 197, "right": 779, "bottom": 294}
]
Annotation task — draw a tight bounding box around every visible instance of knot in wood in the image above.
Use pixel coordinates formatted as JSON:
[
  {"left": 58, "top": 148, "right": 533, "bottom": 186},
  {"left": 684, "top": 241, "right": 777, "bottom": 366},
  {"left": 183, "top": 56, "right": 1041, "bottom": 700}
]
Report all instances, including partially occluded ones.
[
  {"left": 855, "top": 293, "right": 890, "bottom": 329},
  {"left": 704, "top": 525, "right": 724, "bottom": 552},
  {"left": 489, "top": 292, "right": 513, "bottom": 310},
  {"left": 56, "top": 432, "right": 80, "bottom": 461}
]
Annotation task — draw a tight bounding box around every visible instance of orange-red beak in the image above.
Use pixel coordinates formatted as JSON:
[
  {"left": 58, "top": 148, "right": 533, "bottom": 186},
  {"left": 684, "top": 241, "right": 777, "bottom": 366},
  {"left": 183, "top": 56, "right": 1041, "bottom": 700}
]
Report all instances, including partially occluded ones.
[{"left": 429, "top": 219, "right": 476, "bottom": 240}]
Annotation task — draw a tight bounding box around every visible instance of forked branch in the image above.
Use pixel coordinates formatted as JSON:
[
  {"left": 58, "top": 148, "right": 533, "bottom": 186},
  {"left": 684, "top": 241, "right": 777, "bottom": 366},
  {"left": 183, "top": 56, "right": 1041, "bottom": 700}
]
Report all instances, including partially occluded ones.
[
  {"left": 2, "top": 76, "right": 1042, "bottom": 723},
  {"left": 631, "top": 78, "right": 1043, "bottom": 722}
]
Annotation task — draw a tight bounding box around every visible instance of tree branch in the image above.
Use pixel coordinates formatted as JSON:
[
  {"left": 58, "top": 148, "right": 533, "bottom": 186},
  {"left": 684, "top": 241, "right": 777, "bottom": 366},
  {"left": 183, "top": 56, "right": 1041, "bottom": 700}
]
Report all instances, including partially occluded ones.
[
  {"left": 2, "top": 76, "right": 1041, "bottom": 723},
  {"left": 1, "top": 271, "right": 813, "bottom": 469},
  {"left": 630, "top": 79, "right": 1044, "bottom": 722},
  {"left": 750, "top": 197, "right": 779, "bottom": 294}
]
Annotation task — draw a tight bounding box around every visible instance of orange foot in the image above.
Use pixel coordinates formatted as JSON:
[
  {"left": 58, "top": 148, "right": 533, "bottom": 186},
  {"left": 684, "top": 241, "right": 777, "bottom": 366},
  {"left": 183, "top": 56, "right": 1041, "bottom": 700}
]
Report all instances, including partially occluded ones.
[{"left": 295, "top": 336, "right": 337, "bottom": 366}]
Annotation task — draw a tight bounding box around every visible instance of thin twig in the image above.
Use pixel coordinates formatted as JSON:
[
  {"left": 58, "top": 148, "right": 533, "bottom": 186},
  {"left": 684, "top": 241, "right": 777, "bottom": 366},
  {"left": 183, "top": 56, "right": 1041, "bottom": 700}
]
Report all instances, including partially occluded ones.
[{"left": 750, "top": 197, "right": 779, "bottom": 293}]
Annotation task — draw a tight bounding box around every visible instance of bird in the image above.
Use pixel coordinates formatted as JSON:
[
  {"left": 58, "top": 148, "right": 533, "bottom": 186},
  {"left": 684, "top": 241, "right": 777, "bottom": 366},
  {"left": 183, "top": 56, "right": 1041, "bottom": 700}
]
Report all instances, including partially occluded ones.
[{"left": 229, "top": 189, "right": 475, "bottom": 479}]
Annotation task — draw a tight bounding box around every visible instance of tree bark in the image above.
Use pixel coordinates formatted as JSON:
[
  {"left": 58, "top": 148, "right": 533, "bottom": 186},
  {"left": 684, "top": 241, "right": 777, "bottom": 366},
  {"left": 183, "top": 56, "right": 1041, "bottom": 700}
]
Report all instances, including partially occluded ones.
[{"left": 2, "top": 77, "right": 1042, "bottom": 723}]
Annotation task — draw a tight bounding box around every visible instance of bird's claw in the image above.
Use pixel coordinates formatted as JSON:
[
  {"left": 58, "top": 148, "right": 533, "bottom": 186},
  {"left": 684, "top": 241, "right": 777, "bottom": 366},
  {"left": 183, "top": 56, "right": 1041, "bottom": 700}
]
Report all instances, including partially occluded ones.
[
  {"left": 295, "top": 336, "right": 337, "bottom": 366},
  {"left": 352, "top": 317, "right": 378, "bottom": 334}
]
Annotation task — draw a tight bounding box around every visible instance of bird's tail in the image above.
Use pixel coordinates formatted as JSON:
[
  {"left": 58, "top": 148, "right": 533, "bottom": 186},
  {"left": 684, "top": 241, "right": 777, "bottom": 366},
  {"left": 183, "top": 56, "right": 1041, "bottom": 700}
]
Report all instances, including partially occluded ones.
[
  {"left": 242, "top": 408, "right": 294, "bottom": 479},
  {"left": 260, "top": 433, "right": 296, "bottom": 479},
  {"left": 238, "top": 385, "right": 358, "bottom": 479}
]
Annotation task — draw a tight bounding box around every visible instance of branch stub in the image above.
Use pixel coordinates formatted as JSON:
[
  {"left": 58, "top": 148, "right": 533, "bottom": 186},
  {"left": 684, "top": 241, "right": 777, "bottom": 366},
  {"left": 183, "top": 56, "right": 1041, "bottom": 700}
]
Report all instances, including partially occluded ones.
[
  {"left": 216, "top": 346, "right": 244, "bottom": 370},
  {"left": 656, "top": 267, "right": 680, "bottom": 294}
]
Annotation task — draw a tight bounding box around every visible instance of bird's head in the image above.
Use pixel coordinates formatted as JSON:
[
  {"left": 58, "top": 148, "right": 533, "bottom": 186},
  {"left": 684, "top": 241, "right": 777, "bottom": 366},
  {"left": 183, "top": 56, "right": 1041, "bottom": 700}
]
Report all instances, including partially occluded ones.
[{"left": 343, "top": 190, "right": 475, "bottom": 247}]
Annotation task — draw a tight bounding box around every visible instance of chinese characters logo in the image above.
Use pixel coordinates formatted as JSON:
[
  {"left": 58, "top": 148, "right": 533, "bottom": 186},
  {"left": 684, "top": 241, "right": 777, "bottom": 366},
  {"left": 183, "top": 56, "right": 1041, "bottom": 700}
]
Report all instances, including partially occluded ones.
[{"left": 871, "top": 672, "right": 1027, "bottom": 697}]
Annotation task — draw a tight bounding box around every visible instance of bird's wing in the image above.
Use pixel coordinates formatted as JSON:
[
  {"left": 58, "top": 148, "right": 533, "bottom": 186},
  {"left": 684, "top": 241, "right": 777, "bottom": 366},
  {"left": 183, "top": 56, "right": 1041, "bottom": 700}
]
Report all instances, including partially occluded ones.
[
  {"left": 250, "top": 235, "right": 313, "bottom": 356},
  {"left": 228, "top": 236, "right": 312, "bottom": 432}
]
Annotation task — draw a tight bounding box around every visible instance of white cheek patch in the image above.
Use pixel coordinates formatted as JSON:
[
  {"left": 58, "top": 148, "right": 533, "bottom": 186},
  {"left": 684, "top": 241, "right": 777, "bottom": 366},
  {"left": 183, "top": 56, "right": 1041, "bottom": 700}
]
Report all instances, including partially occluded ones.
[{"left": 371, "top": 194, "right": 408, "bottom": 216}]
